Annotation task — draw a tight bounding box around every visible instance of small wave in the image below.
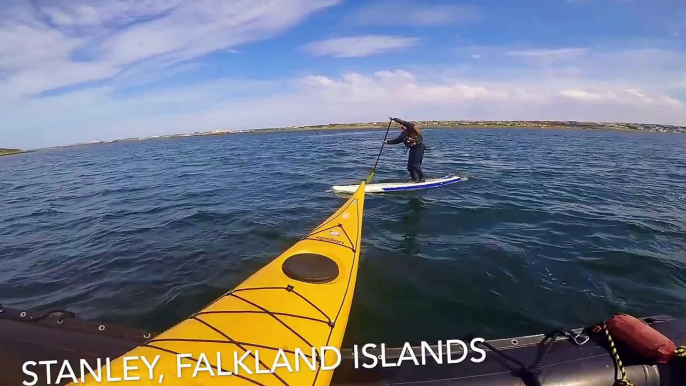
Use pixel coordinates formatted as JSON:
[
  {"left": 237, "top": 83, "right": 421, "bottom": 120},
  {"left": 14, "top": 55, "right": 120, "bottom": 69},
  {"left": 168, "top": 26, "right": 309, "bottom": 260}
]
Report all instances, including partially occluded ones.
[
  {"left": 2, "top": 128, "right": 686, "bottom": 343},
  {"left": 626, "top": 219, "right": 685, "bottom": 236}
]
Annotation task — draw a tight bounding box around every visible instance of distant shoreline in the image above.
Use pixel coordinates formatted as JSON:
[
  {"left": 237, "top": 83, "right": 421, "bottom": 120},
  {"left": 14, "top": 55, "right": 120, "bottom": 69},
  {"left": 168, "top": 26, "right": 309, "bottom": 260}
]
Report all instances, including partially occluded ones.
[
  {"left": 249, "top": 120, "right": 686, "bottom": 134},
  {"left": 248, "top": 123, "right": 638, "bottom": 134},
  {"left": 0, "top": 148, "right": 25, "bottom": 157},
  {"left": 36, "top": 120, "right": 686, "bottom": 150}
]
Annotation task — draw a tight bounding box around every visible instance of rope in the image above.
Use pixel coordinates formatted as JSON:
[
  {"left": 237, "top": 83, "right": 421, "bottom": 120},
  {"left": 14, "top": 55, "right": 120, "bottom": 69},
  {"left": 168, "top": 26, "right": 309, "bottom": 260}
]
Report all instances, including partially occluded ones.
[
  {"left": 473, "top": 328, "right": 587, "bottom": 386},
  {"left": 598, "top": 323, "right": 634, "bottom": 386}
]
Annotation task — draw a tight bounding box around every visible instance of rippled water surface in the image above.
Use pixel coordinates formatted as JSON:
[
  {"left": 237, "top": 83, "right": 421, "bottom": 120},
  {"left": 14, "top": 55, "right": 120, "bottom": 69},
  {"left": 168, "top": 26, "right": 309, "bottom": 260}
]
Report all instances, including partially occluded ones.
[{"left": 1, "top": 128, "right": 686, "bottom": 346}]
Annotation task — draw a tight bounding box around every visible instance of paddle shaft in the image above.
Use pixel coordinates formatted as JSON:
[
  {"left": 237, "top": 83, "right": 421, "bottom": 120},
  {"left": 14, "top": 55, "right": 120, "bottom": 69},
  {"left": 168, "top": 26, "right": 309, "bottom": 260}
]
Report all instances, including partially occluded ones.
[{"left": 366, "top": 119, "right": 393, "bottom": 182}]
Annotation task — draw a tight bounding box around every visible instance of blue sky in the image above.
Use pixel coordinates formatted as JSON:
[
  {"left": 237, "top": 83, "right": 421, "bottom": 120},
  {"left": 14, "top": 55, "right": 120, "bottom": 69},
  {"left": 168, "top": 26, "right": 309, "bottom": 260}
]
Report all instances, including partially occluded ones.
[{"left": 1, "top": 0, "right": 685, "bottom": 149}]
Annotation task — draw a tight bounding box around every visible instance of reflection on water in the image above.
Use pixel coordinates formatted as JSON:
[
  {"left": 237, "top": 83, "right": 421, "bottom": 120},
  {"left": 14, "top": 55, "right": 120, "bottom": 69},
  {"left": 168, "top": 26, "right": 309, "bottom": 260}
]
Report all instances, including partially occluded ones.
[{"left": 400, "top": 197, "right": 426, "bottom": 256}]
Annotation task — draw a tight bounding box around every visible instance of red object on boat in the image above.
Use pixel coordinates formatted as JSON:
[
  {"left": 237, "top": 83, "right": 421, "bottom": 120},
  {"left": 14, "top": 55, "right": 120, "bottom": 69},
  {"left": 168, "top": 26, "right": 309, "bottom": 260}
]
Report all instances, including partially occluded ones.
[{"left": 606, "top": 313, "right": 677, "bottom": 363}]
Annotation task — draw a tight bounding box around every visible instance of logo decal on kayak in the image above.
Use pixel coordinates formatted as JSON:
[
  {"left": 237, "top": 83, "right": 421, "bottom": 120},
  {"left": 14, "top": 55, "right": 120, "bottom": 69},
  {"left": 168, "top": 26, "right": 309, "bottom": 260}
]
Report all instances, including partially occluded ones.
[
  {"left": 315, "top": 236, "right": 345, "bottom": 246},
  {"left": 330, "top": 231, "right": 340, "bottom": 236},
  {"left": 342, "top": 212, "right": 350, "bottom": 219}
]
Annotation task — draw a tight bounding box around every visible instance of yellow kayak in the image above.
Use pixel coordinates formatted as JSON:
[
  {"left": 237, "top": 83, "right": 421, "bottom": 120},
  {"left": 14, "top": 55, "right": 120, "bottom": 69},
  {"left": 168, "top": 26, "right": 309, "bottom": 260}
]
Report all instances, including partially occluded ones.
[{"left": 72, "top": 182, "right": 365, "bottom": 385}]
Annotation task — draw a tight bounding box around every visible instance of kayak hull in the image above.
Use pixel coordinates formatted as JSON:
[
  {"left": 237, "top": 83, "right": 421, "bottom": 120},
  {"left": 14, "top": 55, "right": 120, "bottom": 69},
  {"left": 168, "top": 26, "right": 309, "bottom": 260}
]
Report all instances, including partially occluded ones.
[{"left": 332, "top": 174, "right": 465, "bottom": 194}]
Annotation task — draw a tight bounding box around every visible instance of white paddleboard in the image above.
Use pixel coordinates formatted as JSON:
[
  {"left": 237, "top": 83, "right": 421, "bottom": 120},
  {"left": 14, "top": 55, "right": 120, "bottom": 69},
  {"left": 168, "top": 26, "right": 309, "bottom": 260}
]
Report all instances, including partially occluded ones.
[{"left": 332, "top": 174, "right": 465, "bottom": 194}]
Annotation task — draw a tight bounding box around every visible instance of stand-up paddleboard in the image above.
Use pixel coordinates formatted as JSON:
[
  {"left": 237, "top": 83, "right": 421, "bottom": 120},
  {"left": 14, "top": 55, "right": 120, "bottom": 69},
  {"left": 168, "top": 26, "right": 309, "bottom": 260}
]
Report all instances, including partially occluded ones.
[
  {"left": 333, "top": 174, "right": 464, "bottom": 194},
  {"left": 71, "top": 183, "right": 366, "bottom": 386}
]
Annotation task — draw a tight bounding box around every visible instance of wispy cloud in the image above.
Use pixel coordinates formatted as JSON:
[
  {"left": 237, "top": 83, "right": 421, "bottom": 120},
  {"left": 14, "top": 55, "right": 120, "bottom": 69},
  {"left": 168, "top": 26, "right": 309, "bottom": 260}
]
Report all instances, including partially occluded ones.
[
  {"left": 0, "top": 0, "right": 339, "bottom": 98},
  {"left": 303, "top": 35, "right": 419, "bottom": 58},
  {"left": 566, "top": 0, "right": 635, "bottom": 4},
  {"left": 507, "top": 48, "right": 589, "bottom": 60},
  {"left": 559, "top": 89, "right": 682, "bottom": 106},
  {"left": 454, "top": 45, "right": 686, "bottom": 92},
  {"left": 36, "top": 0, "right": 182, "bottom": 29},
  {"left": 669, "top": 9, "right": 686, "bottom": 35},
  {"left": 350, "top": 0, "right": 481, "bottom": 26}
]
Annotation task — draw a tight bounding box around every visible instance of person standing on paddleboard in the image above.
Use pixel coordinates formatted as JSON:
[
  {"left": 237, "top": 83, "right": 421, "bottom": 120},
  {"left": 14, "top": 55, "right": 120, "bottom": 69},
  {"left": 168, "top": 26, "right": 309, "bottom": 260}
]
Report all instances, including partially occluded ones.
[{"left": 384, "top": 117, "right": 426, "bottom": 183}]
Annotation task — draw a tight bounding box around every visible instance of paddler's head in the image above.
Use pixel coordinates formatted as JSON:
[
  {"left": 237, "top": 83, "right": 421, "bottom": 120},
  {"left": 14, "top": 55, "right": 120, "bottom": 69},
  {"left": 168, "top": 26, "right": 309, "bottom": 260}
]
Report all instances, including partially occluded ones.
[{"left": 406, "top": 124, "right": 420, "bottom": 137}]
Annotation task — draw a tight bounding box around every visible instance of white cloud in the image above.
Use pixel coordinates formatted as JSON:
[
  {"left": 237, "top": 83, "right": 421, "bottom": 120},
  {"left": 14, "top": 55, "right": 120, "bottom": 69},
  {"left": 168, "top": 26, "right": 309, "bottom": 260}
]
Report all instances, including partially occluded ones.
[
  {"left": 298, "top": 71, "right": 682, "bottom": 110},
  {"left": 303, "top": 35, "right": 419, "bottom": 58},
  {"left": 97, "top": 0, "right": 339, "bottom": 66},
  {"left": 0, "top": 0, "right": 339, "bottom": 97},
  {"left": 453, "top": 45, "right": 686, "bottom": 92},
  {"left": 37, "top": 0, "right": 182, "bottom": 28},
  {"left": 559, "top": 89, "right": 682, "bottom": 106},
  {"left": 567, "top": 0, "right": 635, "bottom": 4},
  {"left": 4, "top": 67, "right": 684, "bottom": 150},
  {"left": 507, "top": 48, "right": 588, "bottom": 60},
  {"left": 350, "top": 0, "right": 481, "bottom": 26},
  {"left": 4, "top": 62, "right": 119, "bottom": 98},
  {"left": 559, "top": 89, "right": 607, "bottom": 101},
  {"left": 299, "top": 70, "right": 514, "bottom": 103}
]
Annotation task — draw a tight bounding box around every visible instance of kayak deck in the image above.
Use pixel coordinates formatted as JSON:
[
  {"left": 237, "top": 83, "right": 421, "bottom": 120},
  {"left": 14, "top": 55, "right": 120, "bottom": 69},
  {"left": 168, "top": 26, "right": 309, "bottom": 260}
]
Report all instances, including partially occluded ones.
[
  {"left": 67, "top": 182, "right": 367, "bottom": 385},
  {"left": 332, "top": 174, "right": 465, "bottom": 194}
]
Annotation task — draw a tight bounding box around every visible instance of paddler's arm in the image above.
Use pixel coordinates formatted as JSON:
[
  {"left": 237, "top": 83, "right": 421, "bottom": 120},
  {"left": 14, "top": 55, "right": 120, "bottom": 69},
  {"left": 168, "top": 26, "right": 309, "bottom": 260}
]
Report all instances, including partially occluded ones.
[
  {"left": 384, "top": 132, "right": 406, "bottom": 145},
  {"left": 391, "top": 117, "right": 417, "bottom": 131}
]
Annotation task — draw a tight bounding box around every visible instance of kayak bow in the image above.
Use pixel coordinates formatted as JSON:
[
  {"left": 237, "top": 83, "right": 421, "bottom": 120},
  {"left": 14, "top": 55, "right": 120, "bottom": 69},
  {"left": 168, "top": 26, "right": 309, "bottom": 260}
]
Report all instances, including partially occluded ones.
[{"left": 72, "top": 182, "right": 366, "bottom": 385}]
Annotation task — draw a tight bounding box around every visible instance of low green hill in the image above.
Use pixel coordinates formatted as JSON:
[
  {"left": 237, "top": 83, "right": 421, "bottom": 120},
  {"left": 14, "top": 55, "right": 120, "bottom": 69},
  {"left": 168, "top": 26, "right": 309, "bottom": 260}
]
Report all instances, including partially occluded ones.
[{"left": 0, "top": 148, "right": 24, "bottom": 156}]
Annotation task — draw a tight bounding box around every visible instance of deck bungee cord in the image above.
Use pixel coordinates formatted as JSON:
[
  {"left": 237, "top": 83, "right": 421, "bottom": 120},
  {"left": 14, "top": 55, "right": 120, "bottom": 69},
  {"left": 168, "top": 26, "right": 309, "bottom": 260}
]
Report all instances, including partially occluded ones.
[{"left": 139, "top": 285, "right": 337, "bottom": 386}]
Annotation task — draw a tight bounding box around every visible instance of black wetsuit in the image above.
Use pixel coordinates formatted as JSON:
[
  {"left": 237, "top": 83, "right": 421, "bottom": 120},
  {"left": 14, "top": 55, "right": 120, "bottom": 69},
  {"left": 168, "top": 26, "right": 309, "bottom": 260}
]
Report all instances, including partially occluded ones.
[{"left": 386, "top": 119, "right": 426, "bottom": 181}]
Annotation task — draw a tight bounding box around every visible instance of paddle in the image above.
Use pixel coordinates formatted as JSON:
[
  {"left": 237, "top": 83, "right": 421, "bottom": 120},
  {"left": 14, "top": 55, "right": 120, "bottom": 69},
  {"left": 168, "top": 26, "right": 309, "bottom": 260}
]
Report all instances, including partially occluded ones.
[{"left": 365, "top": 118, "right": 393, "bottom": 183}]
